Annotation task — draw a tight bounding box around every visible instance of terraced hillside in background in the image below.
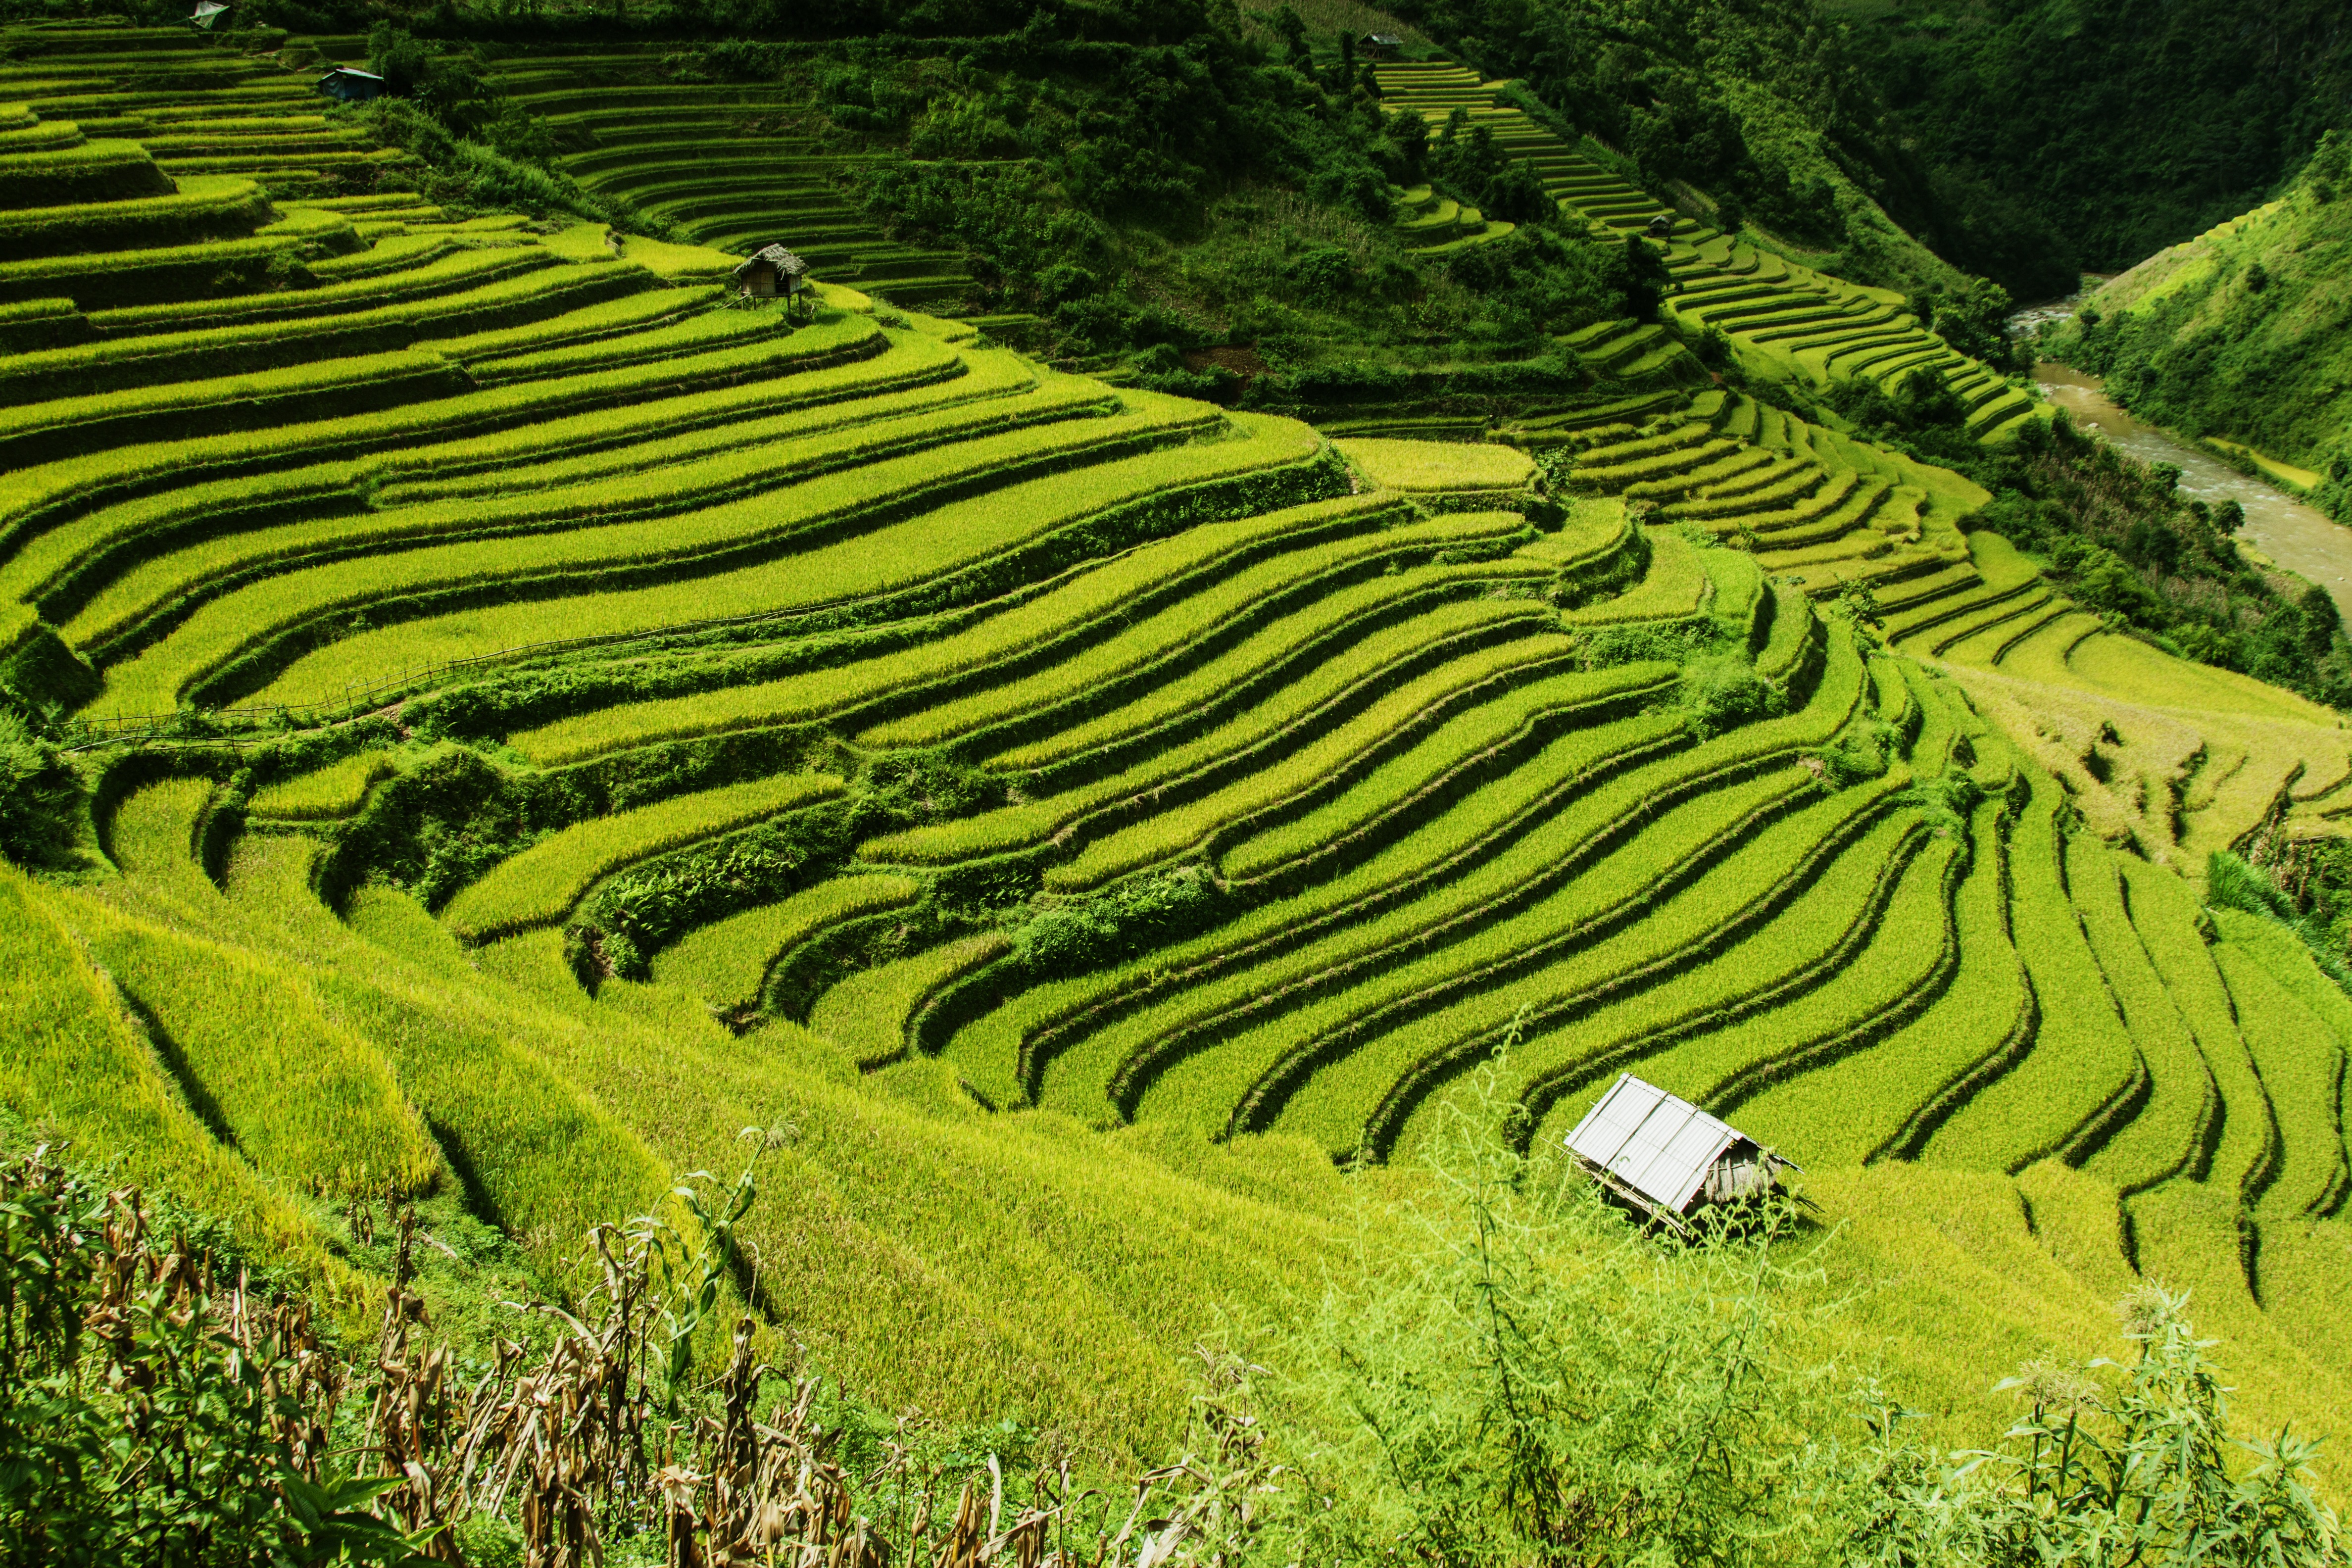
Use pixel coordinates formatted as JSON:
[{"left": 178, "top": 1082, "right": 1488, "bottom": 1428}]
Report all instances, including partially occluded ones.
[
  {"left": 1375, "top": 60, "right": 2039, "bottom": 441},
  {"left": 4, "top": 18, "right": 2352, "bottom": 1487}
]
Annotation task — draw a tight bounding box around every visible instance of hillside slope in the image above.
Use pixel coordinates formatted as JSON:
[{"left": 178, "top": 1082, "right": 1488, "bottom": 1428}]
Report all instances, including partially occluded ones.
[
  {"left": 1823, "top": 0, "right": 2352, "bottom": 298},
  {"left": 2044, "top": 132, "right": 2352, "bottom": 522},
  {"left": 2, "top": 18, "right": 2352, "bottom": 1495}
]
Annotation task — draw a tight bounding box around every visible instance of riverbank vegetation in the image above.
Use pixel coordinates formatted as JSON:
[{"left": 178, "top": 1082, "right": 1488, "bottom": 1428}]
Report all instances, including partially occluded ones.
[{"left": 2037, "top": 132, "right": 2352, "bottom": 529}]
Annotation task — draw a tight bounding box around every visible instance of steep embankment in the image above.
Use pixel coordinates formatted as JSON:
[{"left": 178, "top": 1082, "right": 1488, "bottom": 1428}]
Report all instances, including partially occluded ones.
[
  {"left": 3, "top": 18, "right": 2352, "bottom": 1492},
  {"left": 2047, "top": 131, "right": 2352, "bottom": 521}
]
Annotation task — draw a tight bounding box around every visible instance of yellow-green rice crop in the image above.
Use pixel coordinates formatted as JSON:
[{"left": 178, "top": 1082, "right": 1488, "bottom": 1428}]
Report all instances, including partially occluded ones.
[
  {"left": 2114, "top": 855, "right": 2272, "bottom": 1196},
  {"left": 1562, "top": 527, "right": 1708, "bottom": 625},
  {"left": 0, "top": 328, "right": 951, "bottom": 610},
  {"left": 650, "top": 875, "right": 925, "bottom": 1013},
  {"left": 1046, "top": 636, "right": 1590, "bottom": 893},
  {"left": 244, "top": 415, "right": 1326, "bottom": 713},
  {"left": 1333, "top": 438, "right": 1535, "bottom": 492},
  {"left": 2210, "top": 913, "right": 2351, "bottom": 1218},
  {"left": 99, "top": 394, "right": 1216, "bottom": 712},
  {"left": 809, "top": 933, "right": 1007, "bottom": 1070},
  {"left": 513, "top": 493, "right": 1408, "bottom": 764},
  {"left": 425, "top": 282, "right": 726, "bottom": 362},
  {"left": 862, "top": 513, "right": 1540, "bottom": 755},
  {"left": 247, "top": 749, "right": 399, "bottom": 821},
  {"left": 1255, "top": 776, "right": 1915, "bottom": 1156},
  {"left": 462, "top": 303, "right": 788, "bottom": 382},
  {"left": 0, "top": 311, "right": 893, "bottom": 546},
  {"left": 1117, "top": 765, "right": 1842, "bottom": 1136},
  {"left": 1922, "top": 771, "right": 2141, "bottom": 1174},
  {"left": 1219, "top": 662, "right": 1679, "bottom": 883},
  {"left": 2072, "top": 841, "right": 2215, "bottom": 1197},
  {"left": 441, "top": 772, "right": 846, "bottom": 943},
  {"left": 865, "top": 595, "right": 1555, "bottom": 868},
  {"left": 1499, "top": 807, "right": 1947, "bottom": 1161},
  {"left": 1736, "top": 798, "right": 2024, "bottom": 1165},
  {"left": 1002, "top": 626, "right": 1865, "bottom": 1115},
  {"left": 73, "top": 899, "right": 443, "bottom": 1200},
  {"left": 982, "top": 560, "right": 1537, "bottom": 775},
  {"left": 0, "top": 865, "right": 340, "bottom": 1275},
  {"left": 64, "top": 372, "right": 1115, "bottom": 657},
  {"left": 82, "top": 244, "right": 557, "bottom": 333}
]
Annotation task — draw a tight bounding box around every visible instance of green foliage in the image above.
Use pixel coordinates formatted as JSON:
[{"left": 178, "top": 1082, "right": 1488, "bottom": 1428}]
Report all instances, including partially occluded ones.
[
  {"left": 1392, "top": 0, "right": 1974, "bottom": 296},
  {"left": 1839, "top": 0, "right": 2352, "bottom": 293},
  {"left": 1858, "top": 1284, "right": 2348, "bottom": 1565},
  {"left": 1959, "top": 417, "right": 2352, "bottom": 706},
  {"left": 0, "top": 704, "right": 77, "bottom": 870},
  {"left": 0, "top": 1149, "right": 436, "bottom": 1567},
  {"left": 2207, "top": 850, "right": 2352, "bottom": 990},
  {"left": 1011, "top": 864, "right": 1223, "bottom": 978},
  {"left": 2042, "top": 140, "right": 2352, "bottom": 521}
]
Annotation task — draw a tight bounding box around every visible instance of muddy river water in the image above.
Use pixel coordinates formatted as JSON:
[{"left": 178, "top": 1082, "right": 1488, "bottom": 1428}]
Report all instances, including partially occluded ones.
[{"left": 2031, "top": 361, "right": 2352, "bottom": 620}]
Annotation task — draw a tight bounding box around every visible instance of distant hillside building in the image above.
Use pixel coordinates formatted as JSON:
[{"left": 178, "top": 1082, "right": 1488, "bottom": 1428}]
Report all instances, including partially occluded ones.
[
  {"left": 1362, "top": 33, "right": 1404, "bottom": 58},
  {"left": 1563, "top": 1073, "right": 1797, "bottom": 1233},
  {"left": 735, "top": 243, "right": 807, "bottom": 299},
  {"left": 316, "top": 65, "right": 384, "bottom": 103}
]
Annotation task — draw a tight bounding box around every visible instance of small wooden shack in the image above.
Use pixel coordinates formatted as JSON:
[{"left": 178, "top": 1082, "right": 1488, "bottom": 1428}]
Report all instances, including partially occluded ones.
[
  {"left": 1563, "top": 1073, "right": 1797, "bottom": 1233},
  {"left": 317, "top": 65, "right": 385, "bottom": 103},
  {"left": 1362, "top": 33, "right": 1404, "bottom": 58},
  {"left": 1645, "top": 212, "right": 1674, "bottom": 239},
  {"left": 735, "top": 243, "right": 807, "bottom": 299},
  {"left": 191, "top": 0, "right": 231, "bottom": 29}
]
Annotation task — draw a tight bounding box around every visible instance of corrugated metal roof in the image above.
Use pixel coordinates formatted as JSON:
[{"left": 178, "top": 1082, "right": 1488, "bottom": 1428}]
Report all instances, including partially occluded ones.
[{"left": 1563, "top": 1074, "right": 1742, "bottom": 1214}]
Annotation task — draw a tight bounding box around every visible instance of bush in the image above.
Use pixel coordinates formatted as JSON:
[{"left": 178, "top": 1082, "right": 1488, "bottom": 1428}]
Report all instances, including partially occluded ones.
[{"left": 0, "top": 706, "right": 78, "bottom": 870}]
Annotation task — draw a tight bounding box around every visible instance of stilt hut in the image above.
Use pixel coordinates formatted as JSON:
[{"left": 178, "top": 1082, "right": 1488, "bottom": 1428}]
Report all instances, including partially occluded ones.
[
  {"left": 735, "top": 243, "right": 807, "bottom": 299},
  {"left": 1563, "top": 1073, "right": 1797, "bottom": 1233},
  {"left": 316, "top": 65, "right": 385, "bottom": 103},
  {"left": 1362, "top": 33, "right": 1403, "bottom": 58}
]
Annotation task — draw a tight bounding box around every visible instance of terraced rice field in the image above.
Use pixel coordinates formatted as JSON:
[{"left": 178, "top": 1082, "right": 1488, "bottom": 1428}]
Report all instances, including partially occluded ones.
[
  {"left": 5, "top": 19, "right": 2350, "bottom": 1473},
  {"left": 1375, "top": 60, "right": 2039, "bottom": 440}
]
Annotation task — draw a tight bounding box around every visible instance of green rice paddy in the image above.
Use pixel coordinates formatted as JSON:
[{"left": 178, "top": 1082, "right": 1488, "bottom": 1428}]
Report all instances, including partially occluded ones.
[{"left": 3, "top": 17, "right": 2350, "bottom": 1494}]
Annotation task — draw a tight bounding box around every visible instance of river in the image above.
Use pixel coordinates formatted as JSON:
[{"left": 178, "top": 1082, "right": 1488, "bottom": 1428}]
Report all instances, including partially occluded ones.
[{"left": 2027, "top": 360, "right": 2352, "bottom": 622}]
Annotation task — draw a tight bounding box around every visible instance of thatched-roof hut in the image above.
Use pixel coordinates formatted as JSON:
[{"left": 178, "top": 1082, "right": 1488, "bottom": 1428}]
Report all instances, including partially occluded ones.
[{"left": 735, "top": 243, "right": 807, "bottom": 298}]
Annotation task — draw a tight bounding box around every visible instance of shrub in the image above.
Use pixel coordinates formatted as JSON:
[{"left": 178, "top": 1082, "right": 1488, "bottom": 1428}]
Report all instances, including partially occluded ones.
[{"left": 0, "top": 706, "right": 77, "bottom": 869}]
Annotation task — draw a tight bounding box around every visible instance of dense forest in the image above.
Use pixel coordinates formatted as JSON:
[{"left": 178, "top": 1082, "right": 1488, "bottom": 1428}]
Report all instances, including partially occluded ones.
[{"left": 1823, "top": 0, "right": 2352, "bottom": 298}]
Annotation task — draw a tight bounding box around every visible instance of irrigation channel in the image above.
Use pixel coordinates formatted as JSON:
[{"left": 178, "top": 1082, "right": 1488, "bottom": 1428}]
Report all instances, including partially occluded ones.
[{"left": 2032, "top": 361, "right": 2352, "bottom": 628}]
